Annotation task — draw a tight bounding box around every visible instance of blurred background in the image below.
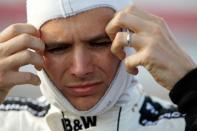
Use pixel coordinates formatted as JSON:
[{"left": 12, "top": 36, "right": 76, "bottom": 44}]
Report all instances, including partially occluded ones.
[{"left": 0, "top": 0, "right": 197, "bottom": 100}]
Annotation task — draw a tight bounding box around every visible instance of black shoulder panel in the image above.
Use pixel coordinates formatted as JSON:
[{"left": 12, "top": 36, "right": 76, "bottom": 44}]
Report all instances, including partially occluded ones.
[
  {"left": 139, "top": 96, "right": 185, "bottom": 126},
  {"left": 0, "top": 97, "right": 50, "bottom": 117}
]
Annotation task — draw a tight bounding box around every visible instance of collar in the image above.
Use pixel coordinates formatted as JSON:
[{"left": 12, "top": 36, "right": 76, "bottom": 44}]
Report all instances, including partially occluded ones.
[{"left": 45, "top": 83, "right": 145, "bottom": 131}]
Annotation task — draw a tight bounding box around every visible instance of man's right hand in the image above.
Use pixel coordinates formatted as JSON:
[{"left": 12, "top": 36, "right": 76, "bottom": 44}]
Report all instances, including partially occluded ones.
[{"left": 0, "top": 23, "right": 45, "bottom": 103}]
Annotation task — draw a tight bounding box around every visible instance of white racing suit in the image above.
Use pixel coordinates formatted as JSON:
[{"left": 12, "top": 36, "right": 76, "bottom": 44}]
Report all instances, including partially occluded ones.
[{"left": 0, "top": 85, "right": 185, "bottom": 131}]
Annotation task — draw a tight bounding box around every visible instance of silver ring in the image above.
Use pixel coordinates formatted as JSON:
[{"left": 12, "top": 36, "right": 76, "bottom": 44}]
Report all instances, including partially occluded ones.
[{"left": 126, "top": 29, "right": 132, "bottom": 47}]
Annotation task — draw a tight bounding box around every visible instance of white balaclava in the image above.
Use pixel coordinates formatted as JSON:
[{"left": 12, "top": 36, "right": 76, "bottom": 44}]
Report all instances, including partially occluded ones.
[{"left": 27, "top": 0, "right": 142, "bottom": 116}]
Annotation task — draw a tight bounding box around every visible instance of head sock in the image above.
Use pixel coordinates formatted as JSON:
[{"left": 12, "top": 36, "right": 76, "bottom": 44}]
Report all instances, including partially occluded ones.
[{"left": 27, "top": 0, "right": 143, "bottom": 116}]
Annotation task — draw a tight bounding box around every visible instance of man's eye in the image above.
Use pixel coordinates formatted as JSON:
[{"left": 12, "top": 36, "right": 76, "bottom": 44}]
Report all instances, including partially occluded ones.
[
  {"left": 89, "top": 40, "right": 112, "bottom": 48},
  {"left": 46, "top": 46, "right": 71, "bottom": 54}
]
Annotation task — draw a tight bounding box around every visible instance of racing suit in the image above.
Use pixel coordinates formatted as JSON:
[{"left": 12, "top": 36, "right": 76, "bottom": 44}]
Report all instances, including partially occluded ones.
[{"left": 0, "top": 85, "right": 185, "bottom": 131}]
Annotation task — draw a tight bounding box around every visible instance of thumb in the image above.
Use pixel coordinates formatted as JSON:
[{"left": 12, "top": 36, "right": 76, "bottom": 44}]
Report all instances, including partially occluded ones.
[{"left": 124, "top": 52, "right": 143, "bottom": 75}]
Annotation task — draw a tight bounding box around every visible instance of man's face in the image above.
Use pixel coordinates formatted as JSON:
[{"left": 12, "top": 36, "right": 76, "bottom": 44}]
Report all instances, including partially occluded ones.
[{"left": 40, "top": 8, "right": 120, "bottom": 111}]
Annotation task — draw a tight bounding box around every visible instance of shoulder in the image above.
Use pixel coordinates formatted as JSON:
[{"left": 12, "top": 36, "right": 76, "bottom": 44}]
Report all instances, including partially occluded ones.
[
  {"left": 0, "top": 96, "right": 50, "bottom": 117},
  {"left": 139, "top": 96, "right": 185, "bottom": 126}
]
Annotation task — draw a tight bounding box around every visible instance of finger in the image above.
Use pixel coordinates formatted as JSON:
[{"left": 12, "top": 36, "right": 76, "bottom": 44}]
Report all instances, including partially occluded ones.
[
  {"left": 111, "top": 32, "right": 146, "bottom": 59},
  {"left": 5, "top": 71, "right": 41, "bottom": 86},
  {"left": 131, "top": 67, "right": 139, "bottom": 75},
  {"left": 105, "top": 11, "right": 150, "bottom": 40},
  {"left": 124, "top": 6, "right": 167, "bottom": 33},
  {"left": 111, "top": 32, "right": 127, "bottom": 59},
  {"left": 2, "top": 34, "right": 45, "bottom": 56},
  {"left": 124, "top": 52, "right": 143, "bottom": 74},
  {"left": 0, "top": 23, "right": 39, "bottom": 43},
  {"left": 124, "top": 5, "right": 160, "bottom": 23},
  {"left": 34, "top": 65, "right": 43, "bottom": 71},
  {"left": 5, "top": 50, "right": 44, "bottom": 70}
]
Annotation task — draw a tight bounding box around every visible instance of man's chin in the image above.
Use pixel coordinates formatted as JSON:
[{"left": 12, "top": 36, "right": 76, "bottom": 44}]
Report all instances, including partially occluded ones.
[{"left": 66, "top": 95, "right": 101, "bottom": 111}]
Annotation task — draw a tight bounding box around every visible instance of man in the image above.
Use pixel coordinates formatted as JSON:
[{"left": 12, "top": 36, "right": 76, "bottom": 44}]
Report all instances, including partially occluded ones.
[{"left": 0, "top": 0, "right": 197, "bottom": 131}]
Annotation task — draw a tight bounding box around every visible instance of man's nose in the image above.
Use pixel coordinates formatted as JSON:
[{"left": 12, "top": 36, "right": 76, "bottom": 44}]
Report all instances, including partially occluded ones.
[{"left": 70, "top": 48, "right": 93, "bottom": 77}]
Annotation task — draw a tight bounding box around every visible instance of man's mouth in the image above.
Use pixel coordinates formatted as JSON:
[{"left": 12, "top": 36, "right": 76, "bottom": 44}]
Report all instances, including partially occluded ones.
[{"left": 66, "top": 82, "right": 102, "bottom": 96}]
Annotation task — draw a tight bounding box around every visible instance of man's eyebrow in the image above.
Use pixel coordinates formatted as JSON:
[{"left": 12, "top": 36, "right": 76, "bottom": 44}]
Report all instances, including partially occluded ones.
[
  {"left": 44, "top": 42, "right": 70, "bottom": 49},
  {"left": 87, "top": 33, "right": 111, "bottom": 43}
]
